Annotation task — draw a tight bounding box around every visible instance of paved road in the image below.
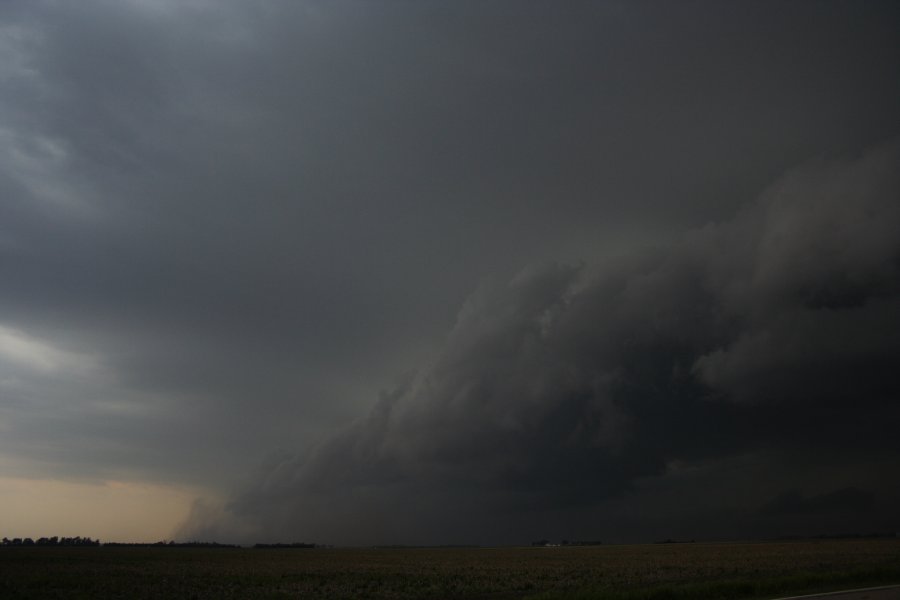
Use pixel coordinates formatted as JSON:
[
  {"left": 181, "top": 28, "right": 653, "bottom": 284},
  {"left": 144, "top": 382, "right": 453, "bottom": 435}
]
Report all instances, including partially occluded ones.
[{"left": 773, "top": 585, "right": 900, "bottom": 600}]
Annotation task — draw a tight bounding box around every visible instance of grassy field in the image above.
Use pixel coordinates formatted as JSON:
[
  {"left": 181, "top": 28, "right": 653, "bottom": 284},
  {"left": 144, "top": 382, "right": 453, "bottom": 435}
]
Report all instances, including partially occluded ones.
[{"left": 1, "top": 538, "right": 899, "bottom": 599}]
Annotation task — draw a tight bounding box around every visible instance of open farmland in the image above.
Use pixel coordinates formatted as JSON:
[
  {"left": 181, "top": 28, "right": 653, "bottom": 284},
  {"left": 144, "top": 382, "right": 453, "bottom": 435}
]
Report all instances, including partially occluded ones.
[{"left": 1, "top": 538, "right": 899, "bottom": 599}]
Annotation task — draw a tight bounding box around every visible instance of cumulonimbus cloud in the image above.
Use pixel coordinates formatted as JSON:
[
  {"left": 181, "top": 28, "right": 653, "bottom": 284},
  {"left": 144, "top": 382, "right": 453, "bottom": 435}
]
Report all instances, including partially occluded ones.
[{"left": 180, "top": 140, "right": 900, "bottom": 545}]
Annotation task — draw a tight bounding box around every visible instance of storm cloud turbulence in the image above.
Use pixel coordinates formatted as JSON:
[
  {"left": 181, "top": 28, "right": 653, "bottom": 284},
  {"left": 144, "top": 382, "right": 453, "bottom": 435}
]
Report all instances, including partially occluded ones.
[
  {"left": 1, "top": 0, "right": 899, "bottom": 545},
  {"left": 181, "top": 143, "right": 900, "bottom": 545}
]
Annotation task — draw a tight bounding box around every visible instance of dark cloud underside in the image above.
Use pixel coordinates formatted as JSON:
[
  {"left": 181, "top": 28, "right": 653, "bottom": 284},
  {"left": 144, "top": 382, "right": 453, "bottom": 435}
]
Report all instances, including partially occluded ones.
[{"left": 182, "top": 142, "right": 900, "bottom": 545}]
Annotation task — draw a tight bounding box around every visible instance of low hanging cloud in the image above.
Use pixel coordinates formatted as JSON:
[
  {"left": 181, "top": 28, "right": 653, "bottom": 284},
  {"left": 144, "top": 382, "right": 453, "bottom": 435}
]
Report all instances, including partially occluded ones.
[
  {"left": 761, "top": 487, "right": 876, "bottom": 517},
  {"left": 181, "top": 141, "right": 900, "bottom": 545}
]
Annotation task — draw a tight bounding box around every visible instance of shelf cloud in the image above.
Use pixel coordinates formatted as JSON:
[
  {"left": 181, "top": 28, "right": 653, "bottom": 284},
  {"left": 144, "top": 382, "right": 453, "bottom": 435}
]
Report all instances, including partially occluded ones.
[
  {"left": 2, "top": 0, "right": 899, "bottom": 544},
  {"left": 181, "top": 142, "right": 900, "bottom": 544}
]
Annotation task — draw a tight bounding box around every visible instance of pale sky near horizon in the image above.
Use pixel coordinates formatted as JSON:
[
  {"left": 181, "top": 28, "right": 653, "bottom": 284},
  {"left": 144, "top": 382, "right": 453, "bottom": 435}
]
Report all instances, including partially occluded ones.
[
  {"left": 0, "top": 476, "right": 196, "bottom": 542},
  {"left": 2, "top": 0, "right": 900, "bottom": 545}
]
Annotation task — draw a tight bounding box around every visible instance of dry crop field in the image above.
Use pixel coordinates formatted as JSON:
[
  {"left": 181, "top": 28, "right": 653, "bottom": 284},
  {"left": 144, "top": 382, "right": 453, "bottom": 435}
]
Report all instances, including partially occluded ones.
[{"left": 1, "top": 538, "right": 899, "bottom": 599}]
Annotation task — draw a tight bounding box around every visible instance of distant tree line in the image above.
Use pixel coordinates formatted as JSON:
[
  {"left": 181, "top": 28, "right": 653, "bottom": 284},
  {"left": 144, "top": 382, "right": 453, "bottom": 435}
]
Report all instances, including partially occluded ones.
[
  {"left": 0, "top": 537, "right": 241, "bottom": 548},
  {"left": 776, "top": 532, "right": 898, "bottom": 540},
  {"left": 2, "top": 536, "right": 100, "bottom": 546},
  {"left": 531, "top": 539, "right": 603, "bottom": 547},
  {"left": 104, "top": 541, "right": 240, "bottom": 548},
  {"left": 253, "top": 542, "right": 317, "bottom": 549}
]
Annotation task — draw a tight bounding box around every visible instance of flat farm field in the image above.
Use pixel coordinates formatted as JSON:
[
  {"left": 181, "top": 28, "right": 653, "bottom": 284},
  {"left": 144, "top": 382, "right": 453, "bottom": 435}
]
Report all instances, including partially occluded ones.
[{"left": 2, "top": 538, "right": 899, "bottom": 599}]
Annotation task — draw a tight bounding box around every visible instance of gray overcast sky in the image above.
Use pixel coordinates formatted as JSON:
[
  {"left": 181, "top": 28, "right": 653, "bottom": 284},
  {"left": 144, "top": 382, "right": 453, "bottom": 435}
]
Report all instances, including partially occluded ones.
[{"left": 1, "top": 0, "right": 899, "bottom": 544}]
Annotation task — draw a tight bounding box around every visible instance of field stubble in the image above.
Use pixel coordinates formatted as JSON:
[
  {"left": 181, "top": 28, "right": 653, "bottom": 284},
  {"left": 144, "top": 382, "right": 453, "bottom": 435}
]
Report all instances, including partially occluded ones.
[{"left": 1, "top": 538, "right": 899, "bottom": 599}]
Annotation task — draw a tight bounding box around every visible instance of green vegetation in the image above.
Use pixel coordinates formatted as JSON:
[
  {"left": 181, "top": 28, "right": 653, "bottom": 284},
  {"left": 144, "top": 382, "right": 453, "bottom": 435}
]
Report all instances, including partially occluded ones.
[{"left": 1, "top": 538, "right": 898, "bottom": 599}]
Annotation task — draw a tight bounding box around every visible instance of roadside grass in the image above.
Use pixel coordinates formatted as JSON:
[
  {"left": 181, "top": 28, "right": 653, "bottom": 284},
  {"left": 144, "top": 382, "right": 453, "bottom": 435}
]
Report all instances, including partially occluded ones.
[{"left": 526, "top": 566, "right": 900, "bottom": 599}]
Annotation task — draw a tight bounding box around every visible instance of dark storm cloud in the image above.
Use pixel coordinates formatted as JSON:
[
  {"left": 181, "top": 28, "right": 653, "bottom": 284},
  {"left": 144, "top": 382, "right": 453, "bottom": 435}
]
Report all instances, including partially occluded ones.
[
  {"left": 181, "top": 142, "right": 900, "bottom": 544},
  {"left": 761, "top": 488, "right": 876, "bottom": 517},
  {"left": 1, "top": 0, "right": 900, "bottom": 540}
]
